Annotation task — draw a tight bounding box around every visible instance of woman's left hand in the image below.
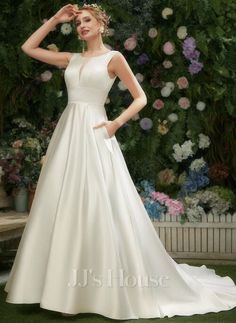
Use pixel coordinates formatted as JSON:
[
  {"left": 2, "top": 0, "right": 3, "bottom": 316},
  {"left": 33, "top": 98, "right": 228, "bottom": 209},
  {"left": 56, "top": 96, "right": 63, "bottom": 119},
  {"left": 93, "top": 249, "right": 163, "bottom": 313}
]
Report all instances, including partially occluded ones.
[{"left": 93, "top": 120, "right": 119, "bottom": 138}]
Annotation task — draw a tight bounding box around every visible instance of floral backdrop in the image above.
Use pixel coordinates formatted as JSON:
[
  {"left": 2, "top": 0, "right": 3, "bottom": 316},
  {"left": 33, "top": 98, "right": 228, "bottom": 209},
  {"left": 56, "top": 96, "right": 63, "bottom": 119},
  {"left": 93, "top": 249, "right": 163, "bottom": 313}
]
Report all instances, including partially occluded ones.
[{"left": 0, "top": 0, "right": 236, "bottom": 220}]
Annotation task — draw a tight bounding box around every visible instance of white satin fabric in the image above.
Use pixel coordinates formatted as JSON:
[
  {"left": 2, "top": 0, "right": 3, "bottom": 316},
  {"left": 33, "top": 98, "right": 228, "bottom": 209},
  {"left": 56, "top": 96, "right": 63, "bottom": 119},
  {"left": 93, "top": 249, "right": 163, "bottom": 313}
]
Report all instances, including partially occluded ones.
[{"left": 4, "top": 51, "right": 236, "bottom": 319}]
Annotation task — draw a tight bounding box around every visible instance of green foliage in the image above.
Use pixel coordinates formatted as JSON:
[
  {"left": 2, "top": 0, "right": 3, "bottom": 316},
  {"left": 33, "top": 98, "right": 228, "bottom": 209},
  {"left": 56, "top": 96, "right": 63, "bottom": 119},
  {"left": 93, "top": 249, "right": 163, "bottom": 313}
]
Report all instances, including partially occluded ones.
[
  {"left": 0, "top": 0, "right": 235, "bottom": 190},
  {"left": 207, "top": 185, "right": 236, "bottom": 209}
]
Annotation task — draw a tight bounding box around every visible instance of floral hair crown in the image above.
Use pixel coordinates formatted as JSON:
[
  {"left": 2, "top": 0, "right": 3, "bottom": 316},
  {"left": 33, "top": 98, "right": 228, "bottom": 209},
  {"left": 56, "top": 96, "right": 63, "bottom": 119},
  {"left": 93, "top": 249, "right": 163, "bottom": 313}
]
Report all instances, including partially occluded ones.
[
  {"left": 74, "top": 3, "right": 109, "bottom": 17},
  {"left": 82, "top": 3, "right": 104, "bottom": 11}
]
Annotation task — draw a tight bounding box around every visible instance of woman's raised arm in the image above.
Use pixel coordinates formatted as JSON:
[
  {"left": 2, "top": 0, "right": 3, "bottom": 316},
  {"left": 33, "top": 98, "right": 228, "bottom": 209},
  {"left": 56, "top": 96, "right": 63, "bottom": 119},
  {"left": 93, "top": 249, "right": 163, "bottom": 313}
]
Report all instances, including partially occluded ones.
[{"left": 21, "top": 4, "right": 78, "bottom": 68}]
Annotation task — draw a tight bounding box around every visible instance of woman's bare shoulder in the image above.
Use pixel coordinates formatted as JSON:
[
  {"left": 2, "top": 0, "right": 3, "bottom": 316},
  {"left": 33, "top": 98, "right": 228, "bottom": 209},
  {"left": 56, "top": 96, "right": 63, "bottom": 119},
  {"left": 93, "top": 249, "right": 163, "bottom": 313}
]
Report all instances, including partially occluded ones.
[{"left": 112, "top": 50, "right": 123, "bottom": 57}]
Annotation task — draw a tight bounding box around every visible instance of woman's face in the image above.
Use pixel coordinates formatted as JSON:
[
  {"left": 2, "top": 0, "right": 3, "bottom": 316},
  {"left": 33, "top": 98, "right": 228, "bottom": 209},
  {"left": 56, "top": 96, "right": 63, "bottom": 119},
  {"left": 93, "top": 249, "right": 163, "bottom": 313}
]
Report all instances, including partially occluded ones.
[{"left": 75, "top": 10, "right": 102, "bottom": 40}]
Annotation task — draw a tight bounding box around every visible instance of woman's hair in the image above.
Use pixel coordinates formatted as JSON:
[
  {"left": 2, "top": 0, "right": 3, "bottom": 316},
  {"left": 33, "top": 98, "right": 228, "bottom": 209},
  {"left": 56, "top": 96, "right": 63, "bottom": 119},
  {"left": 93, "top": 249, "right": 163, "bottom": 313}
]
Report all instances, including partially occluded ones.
[{"left": 75, "top": 3, "right": 111, "bottom": 36}]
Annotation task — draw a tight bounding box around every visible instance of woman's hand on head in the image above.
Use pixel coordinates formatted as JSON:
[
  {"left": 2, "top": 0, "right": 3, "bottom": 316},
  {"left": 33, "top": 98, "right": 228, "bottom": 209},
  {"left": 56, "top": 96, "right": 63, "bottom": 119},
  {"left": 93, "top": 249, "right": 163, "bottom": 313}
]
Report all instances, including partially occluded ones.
[{"left": 53, "top": 3, "right": 79, "bottom": 24}]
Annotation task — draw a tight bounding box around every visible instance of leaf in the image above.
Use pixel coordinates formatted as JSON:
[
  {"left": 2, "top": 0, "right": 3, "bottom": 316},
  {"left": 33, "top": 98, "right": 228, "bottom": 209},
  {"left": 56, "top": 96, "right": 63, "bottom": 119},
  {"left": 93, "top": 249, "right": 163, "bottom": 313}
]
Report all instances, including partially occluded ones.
[
  {"left": 213, "top": 64, "right": 231, "bottom": 78},
  {"left": 225, "top": 100, "right": 236, "bottom": 117},
  {"left": 152, "top": 29, "right": 162, "bottom": 54},
  {"left": 196, "top": 31, "right": 208, "bottom": 57}
]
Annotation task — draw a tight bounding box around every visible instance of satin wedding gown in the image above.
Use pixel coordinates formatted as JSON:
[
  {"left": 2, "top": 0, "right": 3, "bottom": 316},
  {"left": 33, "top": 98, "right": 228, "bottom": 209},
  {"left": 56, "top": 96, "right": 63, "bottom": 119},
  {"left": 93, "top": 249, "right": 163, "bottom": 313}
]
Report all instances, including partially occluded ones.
[{"left": 4, "top": 50, "right": 236, "bottom": 319}]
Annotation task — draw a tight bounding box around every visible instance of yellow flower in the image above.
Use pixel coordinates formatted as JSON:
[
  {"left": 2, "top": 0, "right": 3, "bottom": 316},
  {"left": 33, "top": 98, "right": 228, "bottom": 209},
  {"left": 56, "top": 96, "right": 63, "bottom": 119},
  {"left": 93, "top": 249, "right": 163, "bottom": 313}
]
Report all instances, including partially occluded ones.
[
  {"left": 158, "top": 123, "right": 169, "bottom": 135},
  {"left": 47, "top": 44, "right": 59, "bottom": 52},
  {"left": 158, "top": 168, "right": 176, "bottom": 185}
]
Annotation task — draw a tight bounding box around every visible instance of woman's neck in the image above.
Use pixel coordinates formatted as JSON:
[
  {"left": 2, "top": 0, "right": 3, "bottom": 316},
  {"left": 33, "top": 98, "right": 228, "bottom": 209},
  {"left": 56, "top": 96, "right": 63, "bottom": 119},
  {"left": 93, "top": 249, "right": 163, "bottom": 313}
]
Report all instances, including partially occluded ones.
[{"left": 85, "top": 37, "right": 107, "bottom": 54}]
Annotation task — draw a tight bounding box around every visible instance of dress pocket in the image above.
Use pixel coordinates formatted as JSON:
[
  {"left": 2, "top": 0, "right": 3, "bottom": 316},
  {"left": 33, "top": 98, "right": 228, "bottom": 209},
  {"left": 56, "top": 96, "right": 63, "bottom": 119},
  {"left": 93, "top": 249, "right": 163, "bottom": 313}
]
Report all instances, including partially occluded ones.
[
  {"left": 101, "top": 125, "right": 110, "bottom": 139},
  {"left": 101, "top": 126, "right": 115, "bottom": 153}
]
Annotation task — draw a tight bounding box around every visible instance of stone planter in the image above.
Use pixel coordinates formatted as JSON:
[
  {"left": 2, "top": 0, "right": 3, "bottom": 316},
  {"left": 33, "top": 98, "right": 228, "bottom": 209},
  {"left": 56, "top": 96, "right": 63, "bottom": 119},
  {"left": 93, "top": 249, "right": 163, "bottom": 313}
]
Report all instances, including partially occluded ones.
[{"left": 12, "top": 186, "right": 28, "bottom": 212}]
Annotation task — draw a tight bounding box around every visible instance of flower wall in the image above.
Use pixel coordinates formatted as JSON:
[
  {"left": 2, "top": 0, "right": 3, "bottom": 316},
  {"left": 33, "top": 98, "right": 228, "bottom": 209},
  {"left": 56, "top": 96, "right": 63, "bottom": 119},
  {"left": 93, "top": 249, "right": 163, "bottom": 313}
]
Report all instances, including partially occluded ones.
[{"left": 0, "top": 0, "right": 236, "bottom": 209}]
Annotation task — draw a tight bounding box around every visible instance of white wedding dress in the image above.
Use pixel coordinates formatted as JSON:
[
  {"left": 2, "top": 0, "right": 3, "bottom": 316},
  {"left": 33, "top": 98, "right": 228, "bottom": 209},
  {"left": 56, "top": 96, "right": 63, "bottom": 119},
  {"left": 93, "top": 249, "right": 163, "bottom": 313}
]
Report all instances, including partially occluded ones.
[{"left": 4, "top": 50, "right": 236, "bottom": 319}]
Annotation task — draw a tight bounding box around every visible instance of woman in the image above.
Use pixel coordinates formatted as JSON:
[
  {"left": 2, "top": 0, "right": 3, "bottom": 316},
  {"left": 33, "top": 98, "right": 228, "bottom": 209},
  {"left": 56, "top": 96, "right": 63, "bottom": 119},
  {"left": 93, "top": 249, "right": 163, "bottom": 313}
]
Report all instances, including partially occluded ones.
[{"left": 4, "top": 3, "right": 236, "bottom": 320}]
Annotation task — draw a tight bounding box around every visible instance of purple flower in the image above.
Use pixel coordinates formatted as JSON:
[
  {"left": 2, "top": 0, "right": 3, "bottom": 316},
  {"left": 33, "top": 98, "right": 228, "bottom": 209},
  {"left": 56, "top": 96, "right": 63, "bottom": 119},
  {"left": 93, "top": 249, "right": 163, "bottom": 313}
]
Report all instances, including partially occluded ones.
[
  {"left": 188, "top": 60, "right": 204, "bottom": 75},
  {"left": 9, "top": 173, "right": 21, "bottom": 183},
  {"left": 183, "top": 49, "right": 200, "bottom": 60},
  {"left": 182, "top": 36, "right": 204, "bottom": 75},
  {"left": 181, "top": 180, "right": 198, "bottom": 194},
  {"left": 139, "top": 117, "right": 153, "bottom": 130},
  {"left": 183, "top": 37, "right": 196, "bottom": 53},
  {"left": 180, "top": 168, "right": 209, "bottom": 196},
  {"left": 137, "top": 53, "right": 149, "bottom": 65}
]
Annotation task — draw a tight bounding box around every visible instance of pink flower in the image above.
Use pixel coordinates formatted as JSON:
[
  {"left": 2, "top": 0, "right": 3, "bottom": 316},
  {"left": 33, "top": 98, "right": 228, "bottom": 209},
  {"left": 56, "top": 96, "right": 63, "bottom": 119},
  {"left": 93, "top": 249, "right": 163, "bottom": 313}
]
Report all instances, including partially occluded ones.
[
  {"left": 40, "top": 70, "right": 52, "bottom": 82},
  {"left": 176, "top": 76, "right": 189, "bottom": 89},
  {"left": 151, "top": 192, "right": 169, "bottom": 203},
  {"left": 124, "top": 36, "right": 137, "bottom": 51},
  {"left": 165, "top": 199, "right": 184, "bottom": 216},
  {"left": 163, "top": 41, "right": 175, "bottom": 55},
  {"left": 178, "top": 97, "right": 190, "bottom": 109},
  {"left": 153, "top": 99, "right": 164, "bottom": 110}
]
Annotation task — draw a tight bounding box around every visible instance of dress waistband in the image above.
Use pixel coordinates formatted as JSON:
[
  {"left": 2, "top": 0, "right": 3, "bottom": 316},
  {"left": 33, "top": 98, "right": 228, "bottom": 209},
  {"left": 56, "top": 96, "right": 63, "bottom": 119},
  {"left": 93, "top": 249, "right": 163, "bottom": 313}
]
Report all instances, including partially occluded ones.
[{"left": 67, "top": 100, "right": 105, "bottom": 108}]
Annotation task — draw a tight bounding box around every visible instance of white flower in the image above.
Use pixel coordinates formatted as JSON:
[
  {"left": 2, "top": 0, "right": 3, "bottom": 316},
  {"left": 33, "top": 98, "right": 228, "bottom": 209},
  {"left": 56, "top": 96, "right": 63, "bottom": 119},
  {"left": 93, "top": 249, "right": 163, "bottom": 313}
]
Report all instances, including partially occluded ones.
[
  {"left": 185, "top": 205, "right": 205, "bottom": 222},
  {"left": 194, "top": 191, "right": 231, "bottom": 215},
  {"left": 135, "top": 73, "right": 144, "bottom": 83},
  {"left": 185, "top": 196, "right": 200, "bottom": 208},
  {"left": 183, "top": 196, "right": 206, "bottom": 222},
  {"left": 161, "top": 86, "right": 172, "bottom": 97},
  {"left": 162, "top": 60, "right": 173, "bottom": 69},
  {"left": 198, "top": 133, "right": 211, "bottom": 149},
  {"left": 196, "top": 101, "right": 206, "bottom": 111},
  {"left": 165, "top": 82, "right": 175, "bottom": 91},
  {"left": 173, "top": 140, "right": 195, "bottom": 162},
  {"left": 173, "top": 144, "right": 183, "bottom": 162},
  {"left": 182, "top": 140, "right": 195, "bottom": 158},
  {"left": 168, "top": 113, "right": 178, "bottom": 122},
  {"left": 61, "top": 23, "right": 72, "bottom": 35},
  {"left": 118, "top": 81, "right": 127, "bottom": 91},
  {"left": 162, "top": 7, "right": 173, "bottom": 19},
  {"left": 177, "top": 26, "right": 188, "bottom": 39},
  {"left": 190, "top": 157, "right": 206, "bottom": 171},
  {"left": 148, "top": 28, "right": 158, "bottom": 38},
  {"left": 186, "top": 130, "right": 191, "bottom": 138},
  {"left": 108, "top": 28, "right": 115, "bottom": 36}
]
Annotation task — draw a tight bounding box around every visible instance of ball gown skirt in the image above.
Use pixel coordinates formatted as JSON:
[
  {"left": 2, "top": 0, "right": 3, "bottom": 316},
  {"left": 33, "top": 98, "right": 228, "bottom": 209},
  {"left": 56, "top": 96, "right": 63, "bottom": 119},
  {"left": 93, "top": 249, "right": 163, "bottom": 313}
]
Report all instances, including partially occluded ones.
[{"left": 4, "top": 50, "right": 236, "bottom": 319}]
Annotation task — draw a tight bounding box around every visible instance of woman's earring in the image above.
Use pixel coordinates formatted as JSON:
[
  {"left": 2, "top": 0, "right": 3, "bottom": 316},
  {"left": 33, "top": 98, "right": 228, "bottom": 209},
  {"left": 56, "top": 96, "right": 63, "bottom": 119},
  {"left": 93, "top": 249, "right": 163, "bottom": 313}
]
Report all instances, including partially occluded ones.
[{"left": 99, "top": 26, "right": 104, "bottom": 34}]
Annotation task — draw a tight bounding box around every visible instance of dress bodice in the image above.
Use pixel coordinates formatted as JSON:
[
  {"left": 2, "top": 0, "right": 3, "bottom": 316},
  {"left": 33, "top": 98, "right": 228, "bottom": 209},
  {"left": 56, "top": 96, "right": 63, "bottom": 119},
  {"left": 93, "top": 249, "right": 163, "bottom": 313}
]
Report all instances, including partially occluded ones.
[{"left": 64, "top": 50, "right": 118, "bottom": 106}]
